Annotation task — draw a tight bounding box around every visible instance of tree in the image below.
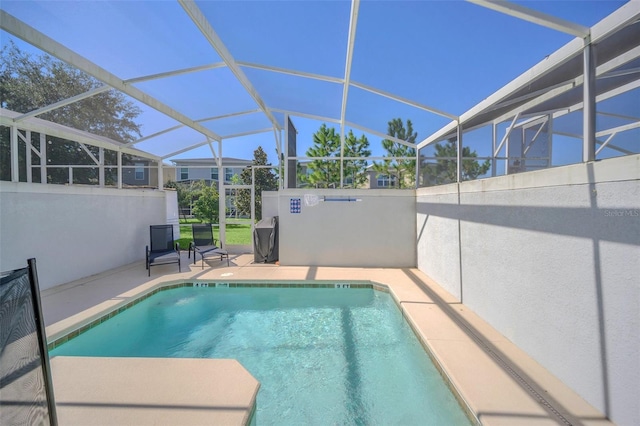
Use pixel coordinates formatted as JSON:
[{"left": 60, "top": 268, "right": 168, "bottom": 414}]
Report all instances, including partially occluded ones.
[
  {"left": 0, "top": 41, "right": 142, "bottom": 182},
  {"left": 237, "top": 146, "right": 278, "bottom": 221},
  {"left": 306, "top": 124, "right": 341, "bottom": 188},
  {"left": 166, "top": 180, "right": 199, "bottom": 220},
  {"left": 192, "top": 182, "right": 219, "bottom": 224},
  {"left": 423, "top": 139, "right": 491, "bottom": 184},
  {"left": 374, "top": 118, "right": 417, "bottom": 188},
  {"left": 305, "top": 124, "right": 370, "bottom": 188},
  {"left": 343, "top": 130, "right": 371, "bottom": 188}
]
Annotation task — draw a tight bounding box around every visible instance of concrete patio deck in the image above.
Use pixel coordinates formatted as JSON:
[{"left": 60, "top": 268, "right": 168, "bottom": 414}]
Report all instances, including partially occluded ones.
[{"left": 42, "top": 252, "right": 613, "bottom": 426}]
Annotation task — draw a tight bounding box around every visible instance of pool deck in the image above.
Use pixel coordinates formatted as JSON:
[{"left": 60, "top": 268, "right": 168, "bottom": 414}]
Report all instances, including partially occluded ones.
[{"left": 42, "top": 253, "right": 613, "bottom": 426}]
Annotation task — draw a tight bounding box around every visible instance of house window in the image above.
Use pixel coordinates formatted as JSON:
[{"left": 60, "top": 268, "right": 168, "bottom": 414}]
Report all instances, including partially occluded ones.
[
  {"left": 225, "top": 168, "right": 234, "bottom": 182},
  {"left": 377, "top": 174, "right": 396, "bottom": 188},
  {"left": 211, "top": 167, "right": 218, "bottom": 180},
  {"left": 180, "top": 167, "right": 188, "bottom": 180},
  {"left": 135, "top": 163, "right": 144, "bottom": 181}
]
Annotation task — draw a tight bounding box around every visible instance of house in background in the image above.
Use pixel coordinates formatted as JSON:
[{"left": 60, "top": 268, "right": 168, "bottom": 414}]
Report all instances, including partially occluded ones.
[
  {"left": 121, "top": 157, "right": 172, "bottom": 188},
  {"left": 121, "top": 159, "right": 149, "bottom": 186},
  {"left": 293, "top": 161, "right": 403, "bottom": 189},
  {"left": 366, "top": 166, "right": 398, "bottom": 189},
  {"left": 171, "top": 157, "right": 252, "bottom": 186},
  {"left": 170, "top": 157, "right": 253, "bottom": 217}
]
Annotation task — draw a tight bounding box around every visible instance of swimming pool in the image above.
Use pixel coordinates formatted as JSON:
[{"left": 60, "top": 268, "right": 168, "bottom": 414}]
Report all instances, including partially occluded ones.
[{"left": 51, "top": 285, "right": 472, "bottom": 425}]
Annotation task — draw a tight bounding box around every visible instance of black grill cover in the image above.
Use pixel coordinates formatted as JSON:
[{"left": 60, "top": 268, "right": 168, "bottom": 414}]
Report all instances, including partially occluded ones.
[{"left": 254, "top": 216, "right": 279, "bottom": 263}]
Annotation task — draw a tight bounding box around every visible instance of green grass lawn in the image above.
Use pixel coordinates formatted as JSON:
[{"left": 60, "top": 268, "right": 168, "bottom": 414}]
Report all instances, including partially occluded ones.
[{"left": 177, "top": 218, "right": 252, "bottom": 249}]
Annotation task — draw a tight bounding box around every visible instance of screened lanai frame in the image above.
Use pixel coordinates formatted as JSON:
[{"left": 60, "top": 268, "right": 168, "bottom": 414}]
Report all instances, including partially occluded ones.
[{"left": 1, "top": 1, "right": 638, "bottom": 192}]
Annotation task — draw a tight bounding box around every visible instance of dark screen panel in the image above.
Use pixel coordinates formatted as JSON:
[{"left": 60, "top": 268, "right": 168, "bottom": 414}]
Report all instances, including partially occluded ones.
[
  {"left": 287, "top": 117, "right": 297, "bottom": 188},
  {"left": 1, "top": 261, "right": 56, "bottom": 425}
]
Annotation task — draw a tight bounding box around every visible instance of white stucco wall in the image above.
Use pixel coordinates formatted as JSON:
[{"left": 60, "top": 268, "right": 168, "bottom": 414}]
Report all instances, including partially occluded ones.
[
  {"left": 277, "top": 189, "right": 416, "bottom": 267},
  {"left": 416, "top": 154, "right": 640, "bottom": 426},
  {"left": 261, "top": 191, "right": 279, "bottom": 219},
  {"left": 0, "top": 182, "right": 167, "bottom": 290}
]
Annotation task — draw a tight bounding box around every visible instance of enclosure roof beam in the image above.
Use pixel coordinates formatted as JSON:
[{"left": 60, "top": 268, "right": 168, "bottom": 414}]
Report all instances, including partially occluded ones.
[
  {"left": 467, "top": 0, "right": 589, "bottom": 38},
  {"left": 0, "top": 10, "right": 223, "bottom": 143},
  {"left": 124, "top": 62, "right": 227, "bottom": 84},
  {"left": 14, "top": 85, "right": 111, "bottom": 122},
  {"left": 125, "top": 124, "right": 184, "bottom": 147},
  {"left": 345, "top": 121, "right": 416, "bottom": 149},
  {"left": 350, "top": 81, "right": 458, "bottom": 120},
  {"left": 340, "top": 0, "right": 360, "bottom": 138},
  {"left": 490, "top": 81, "right": 576, "bottom": 125},
  {"left": 179, "top": 0, "right": 281, "bottom": 131},
  {"left": 568, "top": 78, "right": 640, "bottom": 116},
  {"left": 419, "top": 1, "right": 640, "bottom": 149},
  {"left": 126, "top": 108, "right": 262, "bottom": 148},
  {"left": 236, "top": 59, "right": 457, "bottom": 122},
  {"left": 599, "top": 67, "right": 640, "bottom": 80},
  {"left": 196, "top": 109, "right": 263, "bottom": 123},
  {"left": 237, "top": 61, "right": 344, "bottom": 84},
  {"left": 491, "top": 44, "right": 640, "bottom": 125},
  {"left": 553, "top": 130, "right": 635, "bottom": 155},
  {"left": 161, "top": 140, "right": 211, "bottom": 160},
  {"left": 271, "top": 109, "right": 341, "bottom": 124},
  {"left": 595, "top": 120, "right": 640, "bottom": 138},
  {"left": 0, "top": 108, "right": 160, "bottom": 161}
]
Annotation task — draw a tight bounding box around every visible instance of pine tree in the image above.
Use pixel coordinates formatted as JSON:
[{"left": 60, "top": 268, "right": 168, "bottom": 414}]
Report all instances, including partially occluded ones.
[
  {"left": 374, "top": 118, "right": 417, "bottom": 188},
  {"left": 343, "top": 130, "right": 371, "bottom": 188},
  {"left": 305, "top": 125, "right": 371, "bottom": 188},
  {"left": 306, "top": 124, "right": 341, "bottom": 188},
  {"left": 422, "top": 139, "right": 491, "bottom": 185}
]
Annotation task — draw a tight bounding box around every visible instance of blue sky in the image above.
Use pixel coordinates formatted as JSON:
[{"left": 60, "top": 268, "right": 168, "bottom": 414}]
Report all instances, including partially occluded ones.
[{"left": 0, "top": 0, "right": 629, "bottom": 165}]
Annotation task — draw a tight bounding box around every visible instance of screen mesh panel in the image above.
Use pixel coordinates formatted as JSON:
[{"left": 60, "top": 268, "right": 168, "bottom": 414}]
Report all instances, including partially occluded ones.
[
  {"left": 0, "top": 265, "right": 54, "bottom": 425},
  {"left": 287, "top": 117, "right": 297, "bottom": 189},
  {"left": 508, "top": 118, "right": 551, "bottom": 174}
]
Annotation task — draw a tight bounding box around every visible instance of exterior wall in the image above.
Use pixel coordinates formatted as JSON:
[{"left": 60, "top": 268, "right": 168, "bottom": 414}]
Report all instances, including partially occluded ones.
[
  {"left": 0, "top": 182, "right": 167, "bottom": 290},
  {"left": 122, "top": 161, "right": 150, "bottom": 186},
  {"left": 172, "top": 160, "right": 249, "bottom": 185},
  {"left": 277, "top": 189, "right": 416, "bottom": 267},
  {"left": 416, "top": 154, "right": 640, "bottom": 426},
  {"left": 416, "top": 182, "right": 462, "bottom": 298},
  {"left": 177, "top": 166, "right": 215, "bottom": 182},
  {"left": 367, "top": 170, "right": 398, "bottom": 189}
]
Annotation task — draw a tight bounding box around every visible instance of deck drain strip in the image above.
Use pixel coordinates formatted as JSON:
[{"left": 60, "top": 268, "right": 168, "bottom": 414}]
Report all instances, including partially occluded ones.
[
  {"left": 401, "top": 269, "right": 579, "bottom": 426},
  {"left": 449, "top": 311, "right": 574, "bottom": 426},
  {"left": 468, "top": 332, "right": 573, "bottom": 425}
]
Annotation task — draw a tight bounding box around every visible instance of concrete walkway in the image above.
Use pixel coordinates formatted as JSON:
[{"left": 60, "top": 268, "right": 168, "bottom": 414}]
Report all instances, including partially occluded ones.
[{"left": 42, "top": 252, "right": 612, "bottom": 426}]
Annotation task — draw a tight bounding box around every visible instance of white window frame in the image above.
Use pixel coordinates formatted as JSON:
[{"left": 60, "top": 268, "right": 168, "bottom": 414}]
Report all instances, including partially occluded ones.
[
  {"left": 134, "top": 162, "right": 144, "bottom": 181},
  {"left": 225, "top": 167, "right": 234, "bottom": 182},
  {"left": 377, "top": 174, "right": 396, "bottom": 188}
]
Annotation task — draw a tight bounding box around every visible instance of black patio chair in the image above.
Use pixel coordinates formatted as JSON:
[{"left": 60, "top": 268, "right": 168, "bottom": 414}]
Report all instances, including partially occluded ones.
[
  {"left": 146, "top": 225, "right": 181, "bottom": 276},
  {"left": 189, "top": 223, "right": 229, "bottom": 268}
]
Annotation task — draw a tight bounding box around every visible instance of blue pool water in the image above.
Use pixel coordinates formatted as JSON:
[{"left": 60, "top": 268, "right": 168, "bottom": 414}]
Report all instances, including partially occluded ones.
[{"left": 51, "top": 287, "right": 471, "bottom": 425}]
